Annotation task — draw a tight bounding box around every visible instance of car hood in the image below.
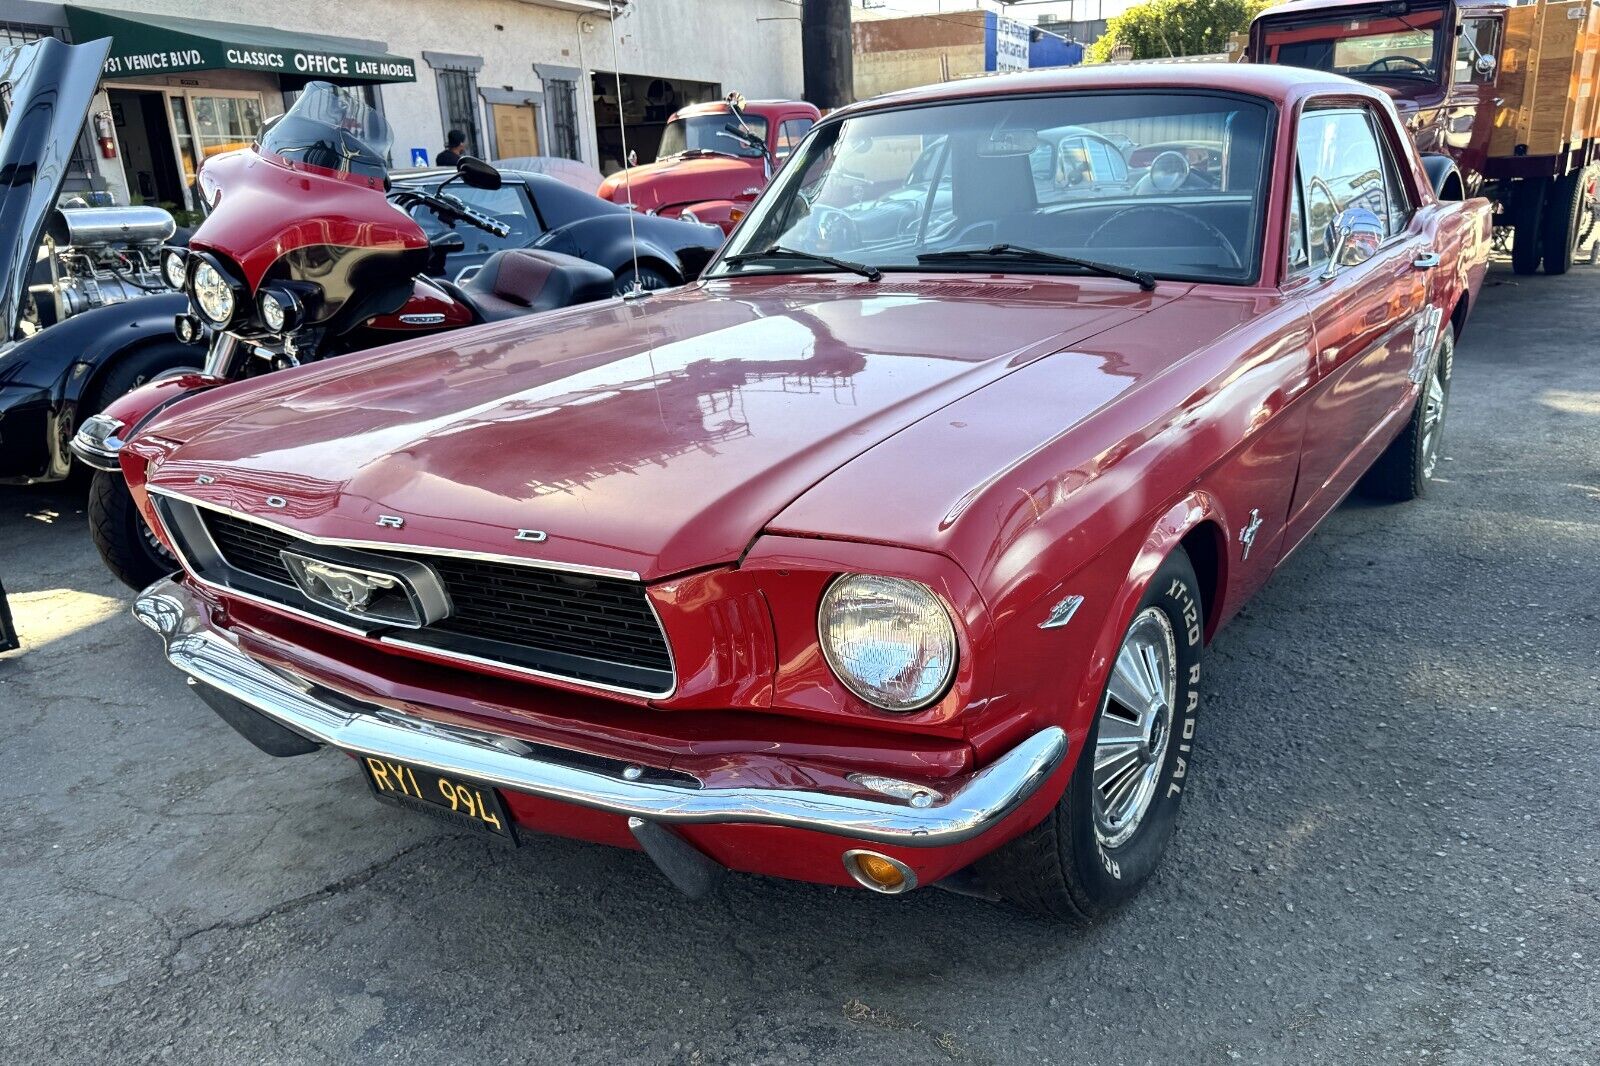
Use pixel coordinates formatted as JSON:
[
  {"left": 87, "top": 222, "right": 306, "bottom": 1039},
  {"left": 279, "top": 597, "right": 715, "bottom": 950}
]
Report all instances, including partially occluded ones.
[
  {"left": 141, "top": 276, "right": 1174, "bottom": 580},
  {"left": 597, "top": 155, "right": 764, "bottom": 212},
  {"left": 0, "top": 37, "right": 111, "bottom": 348}
]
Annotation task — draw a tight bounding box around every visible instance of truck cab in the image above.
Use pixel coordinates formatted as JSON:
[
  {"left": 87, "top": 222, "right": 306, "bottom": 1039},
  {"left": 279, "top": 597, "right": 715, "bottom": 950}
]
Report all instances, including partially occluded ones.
[
  {"left": 1249, "top": 0, "right": 1598, "bottom": 274},
  {"left": 1249, "top": 0, "right": 1503, "bottom": 193},
  {"left": 597, "top": 98, "right": 822, "bottom": 234}
]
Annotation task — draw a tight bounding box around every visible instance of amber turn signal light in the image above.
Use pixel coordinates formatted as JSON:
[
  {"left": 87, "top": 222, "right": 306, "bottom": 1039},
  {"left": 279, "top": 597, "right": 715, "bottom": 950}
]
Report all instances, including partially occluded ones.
[{"left": 842, "top": 849, "right": 917, "bottom": 895}]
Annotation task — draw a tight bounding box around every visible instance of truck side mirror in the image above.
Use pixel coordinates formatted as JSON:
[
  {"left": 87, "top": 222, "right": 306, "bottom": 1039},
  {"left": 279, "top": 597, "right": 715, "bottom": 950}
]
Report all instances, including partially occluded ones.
[
  {"left": 1475, "top": 54, "right": 1496, "bottom": 77},
  {"left": 1321, "top": 208, "right": 1384, "bottom": 280}
]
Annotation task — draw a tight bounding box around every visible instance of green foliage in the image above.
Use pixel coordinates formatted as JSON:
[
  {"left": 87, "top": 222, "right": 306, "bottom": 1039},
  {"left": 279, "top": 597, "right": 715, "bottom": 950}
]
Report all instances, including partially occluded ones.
[{"left": 1087, "top": 0, "right": 1273, "bottom": 64}]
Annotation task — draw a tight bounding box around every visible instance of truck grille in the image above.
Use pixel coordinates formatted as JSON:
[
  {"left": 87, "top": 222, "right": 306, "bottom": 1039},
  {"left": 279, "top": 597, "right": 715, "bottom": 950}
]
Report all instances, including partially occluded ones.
[{"left": 174, "top": 503, "right": 673, "bottom": 695}]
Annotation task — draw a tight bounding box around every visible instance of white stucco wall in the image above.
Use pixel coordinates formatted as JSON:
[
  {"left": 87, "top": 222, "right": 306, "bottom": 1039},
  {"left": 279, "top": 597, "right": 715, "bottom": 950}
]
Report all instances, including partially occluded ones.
[{"left": 83, "top": 0, "right": 804, "bottom": 169}]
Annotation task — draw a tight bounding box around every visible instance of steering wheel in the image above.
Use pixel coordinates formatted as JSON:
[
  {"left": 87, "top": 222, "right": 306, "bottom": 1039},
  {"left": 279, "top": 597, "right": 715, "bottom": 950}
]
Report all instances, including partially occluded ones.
[
  {"left": 1085, "top": 205, "right": 1243, "bottom": 271},
  {"left": 812, "top": 205, "right": 861, "bottom": 253},
  {"left": 1363, "top": 55, "right": 1431, "bottom": 74}
]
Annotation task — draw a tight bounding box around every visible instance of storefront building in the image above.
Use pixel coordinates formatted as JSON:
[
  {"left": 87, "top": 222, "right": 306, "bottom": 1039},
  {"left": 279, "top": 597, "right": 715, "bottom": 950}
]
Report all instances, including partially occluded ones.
[{"left": 1, "top": 0, "right": 803, "bottom": 207}]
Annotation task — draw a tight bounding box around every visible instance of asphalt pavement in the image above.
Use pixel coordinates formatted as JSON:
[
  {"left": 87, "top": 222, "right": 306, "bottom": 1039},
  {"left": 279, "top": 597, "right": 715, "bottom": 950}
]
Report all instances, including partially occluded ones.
[{"left": 2, "top": 259, "right": 1597, "bottom": 1065}]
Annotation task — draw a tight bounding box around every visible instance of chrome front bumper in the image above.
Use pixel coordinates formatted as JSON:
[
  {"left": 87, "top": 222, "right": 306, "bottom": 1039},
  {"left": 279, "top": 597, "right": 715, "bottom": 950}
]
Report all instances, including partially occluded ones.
[{"left": 134, "top": 577, "right": 1068, "bottom": 848}]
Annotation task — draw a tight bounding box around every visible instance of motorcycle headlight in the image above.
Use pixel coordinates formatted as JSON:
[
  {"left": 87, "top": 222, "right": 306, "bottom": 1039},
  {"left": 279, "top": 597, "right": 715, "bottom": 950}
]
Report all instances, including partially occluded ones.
[
  {"left": 160, "top": 247, "right": 187, "bottom": 290},
  {"left": 818, "top": 574, "right": 957, "bottom": 712},
  {"left": 259, "top": 288, "right": 299, "bottom": 333},
  {"left": 191, "top": 260, "right": 235, "bottom": 325}
]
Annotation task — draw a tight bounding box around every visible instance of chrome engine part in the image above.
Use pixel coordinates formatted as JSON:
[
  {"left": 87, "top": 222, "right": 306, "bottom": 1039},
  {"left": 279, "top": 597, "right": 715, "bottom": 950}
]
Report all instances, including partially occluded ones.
[{"left": 25, "top": 205, "right": 178, "bottom": 329}]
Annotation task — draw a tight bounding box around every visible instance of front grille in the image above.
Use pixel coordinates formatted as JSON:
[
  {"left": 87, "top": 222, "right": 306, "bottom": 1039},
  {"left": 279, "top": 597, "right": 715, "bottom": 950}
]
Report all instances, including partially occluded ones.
[{"left": 185, "top": 506, "right": 673, "bottom": 694}]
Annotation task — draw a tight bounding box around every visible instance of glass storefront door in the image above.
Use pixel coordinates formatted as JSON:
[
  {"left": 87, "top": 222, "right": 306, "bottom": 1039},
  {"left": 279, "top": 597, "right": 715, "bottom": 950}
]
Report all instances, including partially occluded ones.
[{"left": 164, "top": 89, "right": 267, "bottom": 210}]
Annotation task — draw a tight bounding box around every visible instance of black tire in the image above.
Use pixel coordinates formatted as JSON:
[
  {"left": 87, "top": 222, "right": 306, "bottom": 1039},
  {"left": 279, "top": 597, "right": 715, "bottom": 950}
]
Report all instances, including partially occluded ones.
[
  {"left": 970, "top": 549, "right": 1204, "bottom": 922},
  {"left": 81, "top": 341, "right": 202, "bottom": 420},
  {"left": 1541, "top": 167, "right": 1591, "bottom": 275},
  {"left": 1362, "top": 326, "right": 1454, "bottom": 502},
  {"left": 88, "top": 469, "right": 179, "bottom": 591},
  {"left": 612, "top": 264, "right": 676, "bottom": 296},
  {"left": 1510, "top": 179, "right": 1547, "bottom": 276}
]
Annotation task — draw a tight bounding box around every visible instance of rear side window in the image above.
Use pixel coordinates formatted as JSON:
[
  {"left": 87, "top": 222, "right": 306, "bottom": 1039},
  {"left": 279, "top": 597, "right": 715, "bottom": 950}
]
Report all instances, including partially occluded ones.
[{"left": 1294, "top": 108, "right": 1393, "bottom": 269}]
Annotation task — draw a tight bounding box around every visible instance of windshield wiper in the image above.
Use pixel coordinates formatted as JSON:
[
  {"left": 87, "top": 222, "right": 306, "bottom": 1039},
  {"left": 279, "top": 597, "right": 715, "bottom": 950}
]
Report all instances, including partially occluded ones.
[
  {"left": 916, "top": 244, "right": 1156, "bottom": 291},
  {"left": 723, "top": 245, "right": 882, "bottom": 282}
]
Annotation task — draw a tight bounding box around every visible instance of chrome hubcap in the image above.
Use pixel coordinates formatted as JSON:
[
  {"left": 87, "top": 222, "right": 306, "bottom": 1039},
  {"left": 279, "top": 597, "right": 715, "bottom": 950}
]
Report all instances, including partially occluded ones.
[
  {"left": 1093, "top": 607, "right": 1178, "bottom": 848},
  {"left": 1421, "top": 334, "right": 1452, "bottom": 479}
]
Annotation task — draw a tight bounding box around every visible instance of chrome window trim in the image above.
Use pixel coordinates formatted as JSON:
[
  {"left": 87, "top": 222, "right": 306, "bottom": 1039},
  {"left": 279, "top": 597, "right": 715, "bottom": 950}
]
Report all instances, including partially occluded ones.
[{"left": 146, "top": 487, "right": 678, "bottom": 700}]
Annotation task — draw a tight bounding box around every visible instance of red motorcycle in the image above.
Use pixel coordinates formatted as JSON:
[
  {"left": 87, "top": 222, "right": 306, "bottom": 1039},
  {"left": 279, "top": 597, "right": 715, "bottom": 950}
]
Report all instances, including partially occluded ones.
[{"left": 74, "top": 82, "right": 615, "bottom": 588}]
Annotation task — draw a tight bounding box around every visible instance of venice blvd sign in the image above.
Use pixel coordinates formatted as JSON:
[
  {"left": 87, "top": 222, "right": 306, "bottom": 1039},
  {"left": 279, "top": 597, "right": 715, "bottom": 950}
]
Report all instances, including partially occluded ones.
[
  {"left": 69, "top": 6, "right": 417, "bottom": 84},
  {"left": 102, "top": 46, "right": 415, "bottom": 81}
]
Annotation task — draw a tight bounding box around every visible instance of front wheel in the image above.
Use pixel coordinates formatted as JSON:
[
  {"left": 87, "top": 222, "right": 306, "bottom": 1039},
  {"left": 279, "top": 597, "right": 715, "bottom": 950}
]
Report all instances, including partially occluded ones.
[
  {"left": 969, "top": 548, "right": 1204, "bottom": 922},
  {"left": 88, "top": 470, "right": 178, "bottom": 591}
]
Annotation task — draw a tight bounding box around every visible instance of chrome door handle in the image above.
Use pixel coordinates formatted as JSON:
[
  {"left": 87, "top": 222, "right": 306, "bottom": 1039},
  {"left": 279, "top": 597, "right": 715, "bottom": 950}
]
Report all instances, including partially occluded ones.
[{"left": 1412, "top": 251, "right": 1441, "bottom": 269}]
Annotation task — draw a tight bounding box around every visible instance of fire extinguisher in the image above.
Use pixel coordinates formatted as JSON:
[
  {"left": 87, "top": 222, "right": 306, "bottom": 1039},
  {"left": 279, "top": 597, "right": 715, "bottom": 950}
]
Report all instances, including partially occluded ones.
[{"left": 93, "top": 110, "right": 116, "bottom": 159}]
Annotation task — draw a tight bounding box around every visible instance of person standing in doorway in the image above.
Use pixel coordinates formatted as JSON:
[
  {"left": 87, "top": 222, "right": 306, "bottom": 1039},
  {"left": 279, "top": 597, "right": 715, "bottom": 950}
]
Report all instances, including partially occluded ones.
[{"left": 435, "top": 129, "right": 467, "bottom": 167}]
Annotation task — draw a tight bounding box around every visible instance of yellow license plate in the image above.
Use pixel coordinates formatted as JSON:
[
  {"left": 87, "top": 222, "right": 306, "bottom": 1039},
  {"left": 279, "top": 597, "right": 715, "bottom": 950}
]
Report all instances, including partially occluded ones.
[{"left": 360, "top": 756, "right": 517, "bottom": 844}]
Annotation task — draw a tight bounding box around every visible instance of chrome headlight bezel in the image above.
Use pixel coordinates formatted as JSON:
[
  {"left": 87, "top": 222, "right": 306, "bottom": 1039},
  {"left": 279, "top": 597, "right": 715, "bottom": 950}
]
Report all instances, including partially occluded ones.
[
  {"left": 817, "top": 573, "right": 959, "bottom": 713},
  {"left": 160, "top": 246, "right": 188, "bottom": 290},
  {"left": 258, "top": 287, "right": 301, "bottom": 333},
  {"left": 188, "top": 254, "right": 243, "bottom": 328}
]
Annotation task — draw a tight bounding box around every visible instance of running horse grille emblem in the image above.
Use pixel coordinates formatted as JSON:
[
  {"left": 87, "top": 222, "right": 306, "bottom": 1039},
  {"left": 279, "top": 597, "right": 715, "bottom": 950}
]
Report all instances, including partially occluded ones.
[{"left": 297, "top": 560, "right": 399, "bottom": 613}]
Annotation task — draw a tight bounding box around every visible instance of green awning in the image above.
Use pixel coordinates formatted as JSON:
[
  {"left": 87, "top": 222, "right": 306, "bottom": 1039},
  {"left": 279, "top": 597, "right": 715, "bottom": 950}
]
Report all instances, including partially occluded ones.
[{"left": 65, "top": 5, "right": 417, "bottom": 84}]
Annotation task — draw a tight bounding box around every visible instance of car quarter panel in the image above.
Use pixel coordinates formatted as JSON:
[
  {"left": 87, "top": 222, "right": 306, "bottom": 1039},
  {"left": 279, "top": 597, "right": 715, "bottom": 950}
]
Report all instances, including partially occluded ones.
[{"left": 770, "top": 288, "right": 1319, "bottom": 759}]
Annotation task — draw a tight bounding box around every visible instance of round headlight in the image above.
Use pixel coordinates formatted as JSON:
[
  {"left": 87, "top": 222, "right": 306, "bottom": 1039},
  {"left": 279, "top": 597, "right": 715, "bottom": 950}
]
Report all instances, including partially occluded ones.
[
  {"left": 161, "top": 248, "right": 187, "bottom": 290},
  {"left": 260, "top": 291, "right": 287, "bottom": 332},
  {"left": 191, "top": 260, "right": 235, "bottom": 324},
  {"left": 819, "top": 575, "right": 957, "bottom": 712}
]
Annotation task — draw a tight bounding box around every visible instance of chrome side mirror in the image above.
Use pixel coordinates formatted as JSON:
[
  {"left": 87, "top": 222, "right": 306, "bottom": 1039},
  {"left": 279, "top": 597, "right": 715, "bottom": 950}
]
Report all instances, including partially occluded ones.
[
  {"left": 1475, "top": 53, "right": 1497, "bottom": 77},
  {"left": 1322, "top": 207, "right": 1384, "bottom": 279}
]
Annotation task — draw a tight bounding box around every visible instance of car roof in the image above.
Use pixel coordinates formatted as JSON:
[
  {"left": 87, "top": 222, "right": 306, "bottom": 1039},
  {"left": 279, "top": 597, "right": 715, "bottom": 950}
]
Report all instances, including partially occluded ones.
[{"left": 831, "top": 62, "right": 1377, "bottom": 120}]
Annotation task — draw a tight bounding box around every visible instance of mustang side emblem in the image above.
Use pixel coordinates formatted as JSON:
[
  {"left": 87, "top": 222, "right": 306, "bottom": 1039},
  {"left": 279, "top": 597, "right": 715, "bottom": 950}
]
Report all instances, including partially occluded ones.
[
  {"left": 1239, "top": 508, "right": 1263, "bottom": 561},
  {"left": 297, "top": 560, "right": 399, "bottom": 613},
  {"left": 1039, "top": 594, "right": 1085, "bottom": 630}
]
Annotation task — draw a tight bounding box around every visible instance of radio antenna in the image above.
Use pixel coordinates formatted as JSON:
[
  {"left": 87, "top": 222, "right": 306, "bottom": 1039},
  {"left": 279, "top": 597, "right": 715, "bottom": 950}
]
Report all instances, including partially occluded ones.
[{"left": 608, "top": 0, "right": 644, "bottom": 299}]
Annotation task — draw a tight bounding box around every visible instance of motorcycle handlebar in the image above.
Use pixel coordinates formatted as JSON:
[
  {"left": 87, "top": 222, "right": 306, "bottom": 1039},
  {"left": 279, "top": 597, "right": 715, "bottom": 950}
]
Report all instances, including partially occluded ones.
[{"left": 388, "top": 187, "right": 511, "bottom": 239}]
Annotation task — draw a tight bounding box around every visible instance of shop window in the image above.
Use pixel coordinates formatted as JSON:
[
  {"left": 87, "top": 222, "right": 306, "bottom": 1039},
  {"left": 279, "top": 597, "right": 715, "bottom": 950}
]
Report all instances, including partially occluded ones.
[
  {"left": 437, "top": 68, "right": 482, "bottom": 157},
  {"left": 547, "top": 79, "right": 580, "bottom": 162}
]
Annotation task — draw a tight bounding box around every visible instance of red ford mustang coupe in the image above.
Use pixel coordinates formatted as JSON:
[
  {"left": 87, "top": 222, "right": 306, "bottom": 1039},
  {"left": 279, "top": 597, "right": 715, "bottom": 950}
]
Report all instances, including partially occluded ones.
[{"left": 121, "top": 64, "right": 1489, "bottom": 918}]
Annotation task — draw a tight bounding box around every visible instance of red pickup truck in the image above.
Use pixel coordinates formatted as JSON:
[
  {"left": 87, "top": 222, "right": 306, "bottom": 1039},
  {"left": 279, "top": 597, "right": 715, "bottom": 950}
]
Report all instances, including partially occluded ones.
[
  {"left": 597, "top": 97, "right": 821, "bottom": 233},
  {"left": 1249, "top": 0, "right": 1599, "bottom": 274}
]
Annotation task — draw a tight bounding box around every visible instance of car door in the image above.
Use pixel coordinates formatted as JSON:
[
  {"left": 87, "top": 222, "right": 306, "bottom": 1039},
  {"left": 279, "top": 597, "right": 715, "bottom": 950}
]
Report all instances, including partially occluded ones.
[{"left": 1282, "top": 103, "right": 1431, "bottom": 549}]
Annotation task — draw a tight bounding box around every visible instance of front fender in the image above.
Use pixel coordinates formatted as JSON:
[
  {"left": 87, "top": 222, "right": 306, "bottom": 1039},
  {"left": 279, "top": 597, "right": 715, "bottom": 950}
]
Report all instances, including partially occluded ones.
[
  {"left": 71, "top": 373, "right": 229, "bottom": 472},
  {"left": 0, "top": 293, "right": 191, "bottom": 481},
  {"left": 4, "top": 292, "right": 191, "bottom": 408}
]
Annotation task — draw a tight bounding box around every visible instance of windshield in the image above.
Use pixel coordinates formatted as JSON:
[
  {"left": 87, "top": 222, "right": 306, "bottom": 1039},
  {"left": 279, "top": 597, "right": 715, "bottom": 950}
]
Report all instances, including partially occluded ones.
[
  {"left": 716, "top": 92, "right": 1272, "bottom": 284},
  {"left": 658, "top": 111, "right": 768, "bottom": 160},
  {"left": 259, "top": 81, "right": 393, "bottom": 181},
  {"left": 1265, "top": 9, "right": 1443, "bottom": 81}
]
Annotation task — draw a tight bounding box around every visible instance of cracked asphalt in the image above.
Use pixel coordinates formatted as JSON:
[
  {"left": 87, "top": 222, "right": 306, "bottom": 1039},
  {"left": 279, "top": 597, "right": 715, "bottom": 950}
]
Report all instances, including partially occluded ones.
[{"left": 2, "top": 258, "right": 1597, "bottom": 1065}]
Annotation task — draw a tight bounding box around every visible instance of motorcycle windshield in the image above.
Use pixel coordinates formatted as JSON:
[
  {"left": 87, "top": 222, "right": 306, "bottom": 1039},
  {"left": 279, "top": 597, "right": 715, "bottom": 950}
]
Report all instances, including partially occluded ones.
[
  {"left": 0, "top": 37, "right": 111, "bottom": 346},
  {"left": 260, "top": 81, "right": 392, "bottom": 182}
]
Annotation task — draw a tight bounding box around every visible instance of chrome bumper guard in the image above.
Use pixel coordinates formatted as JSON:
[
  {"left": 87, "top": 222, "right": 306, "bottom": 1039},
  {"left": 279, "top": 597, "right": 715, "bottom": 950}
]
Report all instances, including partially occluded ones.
[{"left": 134, "top": 577, "right": 1068, "bottom": 848}]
